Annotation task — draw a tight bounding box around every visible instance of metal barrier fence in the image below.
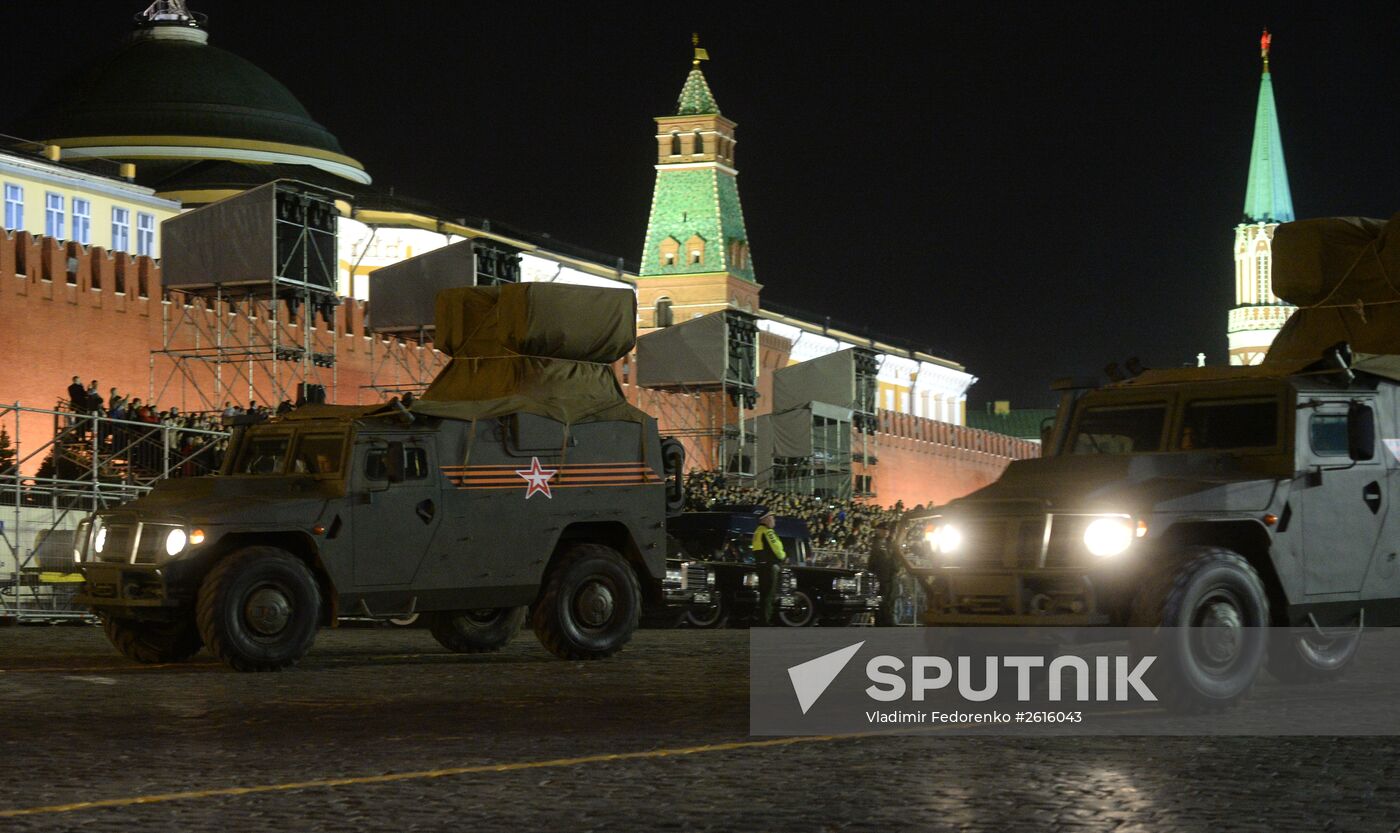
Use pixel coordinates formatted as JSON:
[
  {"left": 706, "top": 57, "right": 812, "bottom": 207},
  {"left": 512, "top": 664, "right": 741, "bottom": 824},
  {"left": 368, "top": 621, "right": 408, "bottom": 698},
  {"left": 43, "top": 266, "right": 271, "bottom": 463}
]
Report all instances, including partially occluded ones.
[{"left": 0, "top": 402, "right": 230, "bottom": 622}]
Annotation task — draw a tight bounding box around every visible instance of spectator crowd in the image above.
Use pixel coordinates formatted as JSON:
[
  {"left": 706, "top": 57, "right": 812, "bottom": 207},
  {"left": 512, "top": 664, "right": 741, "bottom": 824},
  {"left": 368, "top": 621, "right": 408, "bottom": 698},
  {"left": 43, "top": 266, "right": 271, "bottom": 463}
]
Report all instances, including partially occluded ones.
[{"left": 683, "top": 469, "right": 920, "bottom": 562}]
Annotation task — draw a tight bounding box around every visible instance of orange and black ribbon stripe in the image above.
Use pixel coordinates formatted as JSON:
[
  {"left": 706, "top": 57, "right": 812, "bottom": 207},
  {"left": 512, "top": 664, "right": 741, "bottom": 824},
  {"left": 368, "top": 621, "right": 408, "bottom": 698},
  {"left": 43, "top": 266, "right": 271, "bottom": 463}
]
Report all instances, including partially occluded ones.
[{"left": 440, "top": 461, "right": 663, "bottom": 490}]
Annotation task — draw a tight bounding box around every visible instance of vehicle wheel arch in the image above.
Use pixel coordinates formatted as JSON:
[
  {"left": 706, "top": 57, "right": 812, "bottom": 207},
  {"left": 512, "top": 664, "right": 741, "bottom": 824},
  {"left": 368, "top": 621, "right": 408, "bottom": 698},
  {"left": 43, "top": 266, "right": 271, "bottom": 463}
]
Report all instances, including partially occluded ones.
[
  {"left": 1157, "top": 519, "right": 1288, "bottom": 625},
  {"left": 549, "top": 521, "right": 655, "bottom": 604},
  {"left": 212, "top": 531, "right": 338, "bottom": 624}
]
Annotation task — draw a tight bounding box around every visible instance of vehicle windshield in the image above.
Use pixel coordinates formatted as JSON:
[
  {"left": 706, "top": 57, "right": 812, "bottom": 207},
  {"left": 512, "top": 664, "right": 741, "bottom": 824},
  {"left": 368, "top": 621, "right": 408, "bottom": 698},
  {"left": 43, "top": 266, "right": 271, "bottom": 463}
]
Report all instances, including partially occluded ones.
[
  {"left": 231, "top": 432, "right": 292, "bottom": 475},
  {"left": 1069, "top": 404, "right": 1167, "bottom": 455},
  {"left": 230, "top": 430, "right": 346, "bottom": 476}
]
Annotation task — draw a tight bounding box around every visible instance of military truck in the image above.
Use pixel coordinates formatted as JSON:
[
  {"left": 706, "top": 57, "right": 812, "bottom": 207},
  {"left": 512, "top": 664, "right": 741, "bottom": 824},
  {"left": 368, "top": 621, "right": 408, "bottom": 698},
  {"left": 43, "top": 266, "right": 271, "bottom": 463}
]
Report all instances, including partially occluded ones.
[
  {"left": 668, "top": 509, "right": 880, "bottom": 627},
  {"left": 899, "top": 215, "right": 1400, "bottom": 710},
  {"left": 73, "top": 284, "right": 680, "bottom": 670}
]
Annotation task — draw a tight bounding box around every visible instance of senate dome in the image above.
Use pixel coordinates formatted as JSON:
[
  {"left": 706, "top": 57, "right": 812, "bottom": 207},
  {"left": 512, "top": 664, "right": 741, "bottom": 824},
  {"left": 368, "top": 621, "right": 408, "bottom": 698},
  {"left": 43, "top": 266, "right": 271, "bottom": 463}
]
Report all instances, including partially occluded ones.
[{"left": 12, "top": 1, "right": 370, "bottom": 190}]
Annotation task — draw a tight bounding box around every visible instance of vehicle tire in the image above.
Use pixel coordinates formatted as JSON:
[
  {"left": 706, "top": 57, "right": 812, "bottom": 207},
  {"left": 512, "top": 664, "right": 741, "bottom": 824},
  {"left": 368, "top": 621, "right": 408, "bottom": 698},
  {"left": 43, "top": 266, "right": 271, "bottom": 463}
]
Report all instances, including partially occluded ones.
[
  {"left": 532, "top": 543, "right": 641, "bottom": 660},
  {"left": 779, "top": 589, "right": 817, "bottom": 628},
  {"left": 683, "top": 596, "right": 728, "bottom": 629},
  {"left": 428, "top": 607, "right": 526, "bottom": 653},
  {"left": 100, "top": 614, "right": 203, "bottom": 663},
  {"left": 387, "top": 612, "right": 421, "bottom": 628},
  {"left": 1266, "top": 628, "right": 1361, "bottom": 684},
  {"left": 196, "top": 547, "right": 322, "bottom": 672},
  {"left": 1129, "top": 546, "right": 1270, "bottom": 713}
]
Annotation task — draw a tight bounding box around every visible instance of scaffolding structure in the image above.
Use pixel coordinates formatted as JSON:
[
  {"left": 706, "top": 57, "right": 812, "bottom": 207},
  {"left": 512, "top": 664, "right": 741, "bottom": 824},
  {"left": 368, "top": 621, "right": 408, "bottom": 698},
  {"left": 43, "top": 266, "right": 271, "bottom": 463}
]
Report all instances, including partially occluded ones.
[
  {"left": 152, "top": 181, "right": 342, "bottom": 411},
  {"left": 0, "top": 403, "right": 228, "bottom": 621},
  {"left": 634, "top": 310, "right": 760, "bottom": 482}
]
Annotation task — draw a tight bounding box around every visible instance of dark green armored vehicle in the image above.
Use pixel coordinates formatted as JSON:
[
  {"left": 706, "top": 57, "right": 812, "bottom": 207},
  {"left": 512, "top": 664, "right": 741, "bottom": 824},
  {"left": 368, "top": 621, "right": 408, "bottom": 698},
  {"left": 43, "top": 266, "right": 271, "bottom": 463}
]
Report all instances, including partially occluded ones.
[
  {"left": 74, "top": 284, "right": 680, "bottom": 670},
  {"left": 900, "top": 215, "right": 1400, "bottom": 709}
]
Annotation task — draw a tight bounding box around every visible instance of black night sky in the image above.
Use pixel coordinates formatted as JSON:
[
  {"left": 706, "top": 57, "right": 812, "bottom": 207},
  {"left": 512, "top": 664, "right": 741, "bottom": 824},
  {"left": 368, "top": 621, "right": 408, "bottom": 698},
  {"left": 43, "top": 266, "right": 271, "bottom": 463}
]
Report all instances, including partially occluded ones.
[{"left": 4, "top": 2, "right": 1398, "bottom": 409}]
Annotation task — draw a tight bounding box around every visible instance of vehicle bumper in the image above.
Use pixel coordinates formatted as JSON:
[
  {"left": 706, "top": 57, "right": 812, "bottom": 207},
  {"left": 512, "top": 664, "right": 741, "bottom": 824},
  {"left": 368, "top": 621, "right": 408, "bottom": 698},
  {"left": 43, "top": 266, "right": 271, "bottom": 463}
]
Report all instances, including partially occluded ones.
[
  {"left": 663, "top": 589, "right": 715, "bottom": 608},
  {"left": 914, "top": 568, "right": 1115, "bottom": 626},
  {"left": 825, "top": 595, "right": 881, "bottom": 612},
  {"left": 74, "top": 561, "right": 191, "bottom": 616}
]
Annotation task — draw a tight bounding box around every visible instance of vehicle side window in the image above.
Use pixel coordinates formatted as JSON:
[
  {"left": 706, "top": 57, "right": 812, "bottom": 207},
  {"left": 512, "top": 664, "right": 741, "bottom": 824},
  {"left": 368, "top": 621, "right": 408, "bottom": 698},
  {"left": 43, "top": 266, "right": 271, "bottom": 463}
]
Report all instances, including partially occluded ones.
[
  {"left": 1179, "top": 399, "right": 1277, "bottom": 450},
  {"left": 1309, "top": 413, "right": 1350, "bottom": 457},
  {"left": 364, "top": 446, "right": 430, "bottom": 481}
]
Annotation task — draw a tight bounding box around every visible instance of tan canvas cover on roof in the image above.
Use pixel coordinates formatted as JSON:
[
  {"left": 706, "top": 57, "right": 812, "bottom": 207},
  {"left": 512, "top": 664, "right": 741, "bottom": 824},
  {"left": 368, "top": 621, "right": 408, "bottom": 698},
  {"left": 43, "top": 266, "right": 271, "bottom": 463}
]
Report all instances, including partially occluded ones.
[
  {"left": 433, "top": 283, "right": 636, "bottom": 363},
  {"left": 418, "top": 283, "right": 647, "bottom": 425},
  {"left": 1265, "top": 213, "right": 1400, "bottom": 363}
]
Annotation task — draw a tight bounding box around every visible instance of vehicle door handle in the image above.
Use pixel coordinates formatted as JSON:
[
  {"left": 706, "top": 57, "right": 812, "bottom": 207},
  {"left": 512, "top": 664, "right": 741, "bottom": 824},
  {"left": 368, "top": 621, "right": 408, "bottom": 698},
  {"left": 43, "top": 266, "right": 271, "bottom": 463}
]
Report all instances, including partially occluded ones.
[
  {"left": 416, "top": 499, "right": 436, "bottom": 524},
  {"left": 1363, "top": 481, "right": 1382, "bottom": 514}
]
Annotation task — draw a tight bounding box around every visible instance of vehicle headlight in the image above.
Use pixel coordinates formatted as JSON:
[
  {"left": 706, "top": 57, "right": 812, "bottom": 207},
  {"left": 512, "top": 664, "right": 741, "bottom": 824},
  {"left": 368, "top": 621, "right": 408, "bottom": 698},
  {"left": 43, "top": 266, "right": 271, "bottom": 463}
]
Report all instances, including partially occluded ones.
[
  {"left": 742, "top": 573, "right": 759, "bottom": 588},
  {"left": 925, "top": 522, "right": 963, "bottom": 556},
  {"left": 164, "top": 528, "right": 188, "bottom": 557},
  {"left": 1083, "top": 517, "right": 1134, "bottom": 557},
  {"left": 833, "top": 577, "right": 858, "bottom": 594},
  {"left": 665, "top": 568, "right": 683, "bottom": 586},
  {"left": 93, "top": 526, "right": 107, "bottom": 554}
]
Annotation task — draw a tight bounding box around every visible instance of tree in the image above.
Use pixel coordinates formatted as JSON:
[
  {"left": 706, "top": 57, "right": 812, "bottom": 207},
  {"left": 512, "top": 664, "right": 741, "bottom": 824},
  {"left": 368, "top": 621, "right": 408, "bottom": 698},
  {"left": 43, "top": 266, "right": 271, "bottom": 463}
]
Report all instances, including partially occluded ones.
[{"left": 0, "top": 426, "right": 14, "bottom": 475}]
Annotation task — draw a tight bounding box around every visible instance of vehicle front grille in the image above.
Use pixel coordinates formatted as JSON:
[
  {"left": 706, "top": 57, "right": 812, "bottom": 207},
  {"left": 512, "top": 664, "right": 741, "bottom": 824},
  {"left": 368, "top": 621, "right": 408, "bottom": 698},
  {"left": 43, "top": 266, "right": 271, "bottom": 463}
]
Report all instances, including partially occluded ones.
[
  {"left": 134, "top": 525, "right": 177, "bottom": 565},
  {"left": 684, "top": 563, "right": 707, "bottom": 591},
  {"left": 955, "top": 516, "right": 1047, "bottom": 568},
  {"left": 96, "top": 524, "right": 136, "bottom": 564},
  {"left": 857, "top": 571, "right": 877, "bottom": 597}
]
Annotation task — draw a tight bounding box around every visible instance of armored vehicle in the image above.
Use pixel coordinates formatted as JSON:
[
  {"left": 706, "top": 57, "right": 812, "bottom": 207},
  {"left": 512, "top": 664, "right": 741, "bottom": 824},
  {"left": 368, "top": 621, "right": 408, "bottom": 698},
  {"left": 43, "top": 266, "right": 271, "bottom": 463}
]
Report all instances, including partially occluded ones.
[
  {"left": 74, "top": 284, "right": 679, "bottom": 670},
  {"left": 900, "top": 215, "right": 1400, "bottom": 710},
  {"left": 668, "top": 509, "right": 879, "bottom": 627}
]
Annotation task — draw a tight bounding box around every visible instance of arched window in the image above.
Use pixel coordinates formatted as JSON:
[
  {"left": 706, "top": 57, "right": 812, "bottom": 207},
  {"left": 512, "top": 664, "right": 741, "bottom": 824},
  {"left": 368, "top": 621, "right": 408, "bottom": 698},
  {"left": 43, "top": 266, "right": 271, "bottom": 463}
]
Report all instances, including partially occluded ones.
[
  {"left": 655, "top": 297, "right": 674, "bottom": 328},
  {"left": 693, "top": 130, "right": 705, "bottom": 155},
  {"left": 670, "top": 132, "right": 682, "bottom": 156}
]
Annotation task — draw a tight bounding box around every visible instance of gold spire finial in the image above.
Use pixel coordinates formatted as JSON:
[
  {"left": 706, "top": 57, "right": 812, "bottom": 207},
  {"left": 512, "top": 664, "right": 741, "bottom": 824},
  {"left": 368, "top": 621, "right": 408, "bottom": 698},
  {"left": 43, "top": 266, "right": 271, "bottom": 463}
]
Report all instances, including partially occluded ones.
[
  {"left": 692, "top": 33, "right": 709, "bottom": 68},
  {"left": 1260, "top": 28, "right": 1272, "bottom": 73}
]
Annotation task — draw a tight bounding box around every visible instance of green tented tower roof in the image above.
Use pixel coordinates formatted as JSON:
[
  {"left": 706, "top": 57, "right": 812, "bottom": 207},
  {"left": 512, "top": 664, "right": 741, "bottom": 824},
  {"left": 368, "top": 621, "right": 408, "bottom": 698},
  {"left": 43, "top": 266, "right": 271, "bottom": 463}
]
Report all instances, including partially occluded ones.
[
  {"left": 1243, "top": 36, "right": 1294, "bottom": 224},
  {"left": 676, "top": 68, "right": 720, "bottom": 115}
]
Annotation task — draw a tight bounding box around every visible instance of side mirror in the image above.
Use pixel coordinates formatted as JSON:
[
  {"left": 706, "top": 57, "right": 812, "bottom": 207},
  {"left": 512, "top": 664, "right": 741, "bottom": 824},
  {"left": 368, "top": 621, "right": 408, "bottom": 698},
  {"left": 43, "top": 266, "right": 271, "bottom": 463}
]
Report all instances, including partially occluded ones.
[
  {"left": 386, "top": 441, "right": 406, "bottom": 483},
  {"left": 1348, "top": 403, "right": 1376, "bottom": 462}
]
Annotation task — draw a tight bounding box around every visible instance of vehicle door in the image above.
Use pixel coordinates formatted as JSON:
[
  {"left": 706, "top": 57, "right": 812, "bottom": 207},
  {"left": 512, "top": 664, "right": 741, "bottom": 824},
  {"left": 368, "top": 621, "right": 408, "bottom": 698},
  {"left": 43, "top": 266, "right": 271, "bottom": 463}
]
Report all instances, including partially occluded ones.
[
  {"left": 1297, "top": 399, "right": 1385, "bottom": 596},
  {"left": 351, "top": 435, "right": 442, "bottom": 587}
]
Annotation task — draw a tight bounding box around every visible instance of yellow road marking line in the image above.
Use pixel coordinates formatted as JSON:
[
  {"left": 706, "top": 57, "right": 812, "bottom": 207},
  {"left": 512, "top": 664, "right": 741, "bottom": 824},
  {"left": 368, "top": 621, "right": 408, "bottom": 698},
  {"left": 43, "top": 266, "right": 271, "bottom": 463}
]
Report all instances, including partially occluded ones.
[
  {"left": 0, "top": 707, "right": 1179, "bottom": 818},
  {"left": 0, "top": 734, "right": 872, "bottom": 818}
]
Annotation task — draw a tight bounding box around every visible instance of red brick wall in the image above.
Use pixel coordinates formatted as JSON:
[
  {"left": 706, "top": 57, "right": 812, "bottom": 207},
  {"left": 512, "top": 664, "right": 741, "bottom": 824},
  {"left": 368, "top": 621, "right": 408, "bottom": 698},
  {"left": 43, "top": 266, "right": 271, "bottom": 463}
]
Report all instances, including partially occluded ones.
[{"left": 1, "top": 230, "right": 1038, "bottom": 504}]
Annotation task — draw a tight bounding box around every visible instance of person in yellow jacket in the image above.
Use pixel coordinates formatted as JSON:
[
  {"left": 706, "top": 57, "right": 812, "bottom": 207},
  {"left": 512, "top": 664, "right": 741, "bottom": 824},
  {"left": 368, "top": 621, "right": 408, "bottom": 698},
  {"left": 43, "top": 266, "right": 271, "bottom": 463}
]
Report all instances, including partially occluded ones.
[{"left": 751, "top": 510, "right": 787, "bottom": 625}]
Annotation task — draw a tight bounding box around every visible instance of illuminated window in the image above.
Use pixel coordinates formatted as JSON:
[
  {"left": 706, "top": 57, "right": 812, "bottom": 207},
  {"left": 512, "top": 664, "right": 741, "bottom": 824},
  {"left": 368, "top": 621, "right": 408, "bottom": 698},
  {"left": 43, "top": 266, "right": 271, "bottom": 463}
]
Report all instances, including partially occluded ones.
[
  {"left": 685, "top": 234, "right": 705, "bottom": 266},
  {"left": 659, "top": 236, "right": 679, "bottom": 267},
  {"left": 111, "top": 207, "right": 130, "bottom": 252},
  {"left": 72, "top": 199, "right": 91, "bottom": 244},
  {"left": 45, "top": 193, "right": 64, "bottom": 239},
  {"left": 136, "top": 212, "right": 155, "bottom": 256},
  {"left": 3, "top": 184, "right": 22, "bottom": 230}
]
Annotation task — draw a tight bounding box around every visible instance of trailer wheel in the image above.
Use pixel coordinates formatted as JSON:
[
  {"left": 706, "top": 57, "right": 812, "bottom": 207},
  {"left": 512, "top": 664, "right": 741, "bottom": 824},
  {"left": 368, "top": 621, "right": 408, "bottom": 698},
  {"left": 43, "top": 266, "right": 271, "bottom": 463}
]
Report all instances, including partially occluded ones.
[
  {"left": 1267, "top": 628, "right": 1361, "bottom": 684},
  {"left": 428, "top": 607, "right": 526, "bottom": 653},
  {"left": 101, "top": 613, "right": 203, "bottom": 663},
  {"left": 532, "top": 543, "right": 641, "bottom": 660},
  {"left": 196, "top": 546, "right": 321, "bottom": 672},
  {"left": 1129, "top": 546, "right": 1269, "bottom": 713}
]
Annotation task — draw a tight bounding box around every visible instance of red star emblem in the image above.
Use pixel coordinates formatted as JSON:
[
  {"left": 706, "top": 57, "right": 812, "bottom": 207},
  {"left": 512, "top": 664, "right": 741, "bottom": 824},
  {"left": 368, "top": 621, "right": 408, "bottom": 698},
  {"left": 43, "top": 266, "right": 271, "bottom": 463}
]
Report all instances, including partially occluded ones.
[{"left": 515, "top": 456, "right": 558, "bottom": 500}]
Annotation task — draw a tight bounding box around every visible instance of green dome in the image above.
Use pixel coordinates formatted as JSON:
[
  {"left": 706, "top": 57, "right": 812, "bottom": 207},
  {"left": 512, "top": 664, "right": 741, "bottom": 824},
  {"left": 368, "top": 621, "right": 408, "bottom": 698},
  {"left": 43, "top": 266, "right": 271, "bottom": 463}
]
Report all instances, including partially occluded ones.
[{"left": 14, "top": 16, "right": 368, "bottom": 184}]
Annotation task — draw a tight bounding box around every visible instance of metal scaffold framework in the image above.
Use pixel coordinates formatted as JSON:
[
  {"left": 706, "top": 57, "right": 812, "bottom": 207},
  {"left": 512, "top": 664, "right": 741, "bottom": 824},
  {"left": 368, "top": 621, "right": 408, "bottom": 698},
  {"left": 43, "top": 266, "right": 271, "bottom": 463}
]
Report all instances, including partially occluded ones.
[
  {"left": 634, "top": 310, "right": 760, "bottom": 482},
  {"left": 154, "top": 180, "right": 342, "bottom": 411},
  {"left": 0, "top": 403, "right": 228, "bottom": 621}
]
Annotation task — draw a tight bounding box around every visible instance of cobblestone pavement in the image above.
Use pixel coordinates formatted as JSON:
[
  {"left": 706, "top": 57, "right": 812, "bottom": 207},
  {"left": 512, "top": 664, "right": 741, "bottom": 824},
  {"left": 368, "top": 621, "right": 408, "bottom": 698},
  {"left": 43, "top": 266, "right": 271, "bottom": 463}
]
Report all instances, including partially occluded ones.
[{"left": 1, "top": 625, "right": 1398, "bottom": 832}]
